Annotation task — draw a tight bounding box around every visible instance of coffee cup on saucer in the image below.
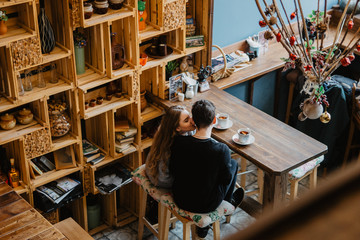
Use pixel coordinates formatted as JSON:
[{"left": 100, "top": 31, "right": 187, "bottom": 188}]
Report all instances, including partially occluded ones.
[
  {"left": 237, "top": 128, "right": 251, "bottom": 143},
  {"left": 217, "top": 113, "right": 229, "bottom": 128}
]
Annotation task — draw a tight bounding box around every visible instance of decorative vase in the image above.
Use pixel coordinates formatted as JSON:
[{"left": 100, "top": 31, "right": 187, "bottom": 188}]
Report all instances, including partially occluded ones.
[
  {"left": 87, "top": 203, "right": 101, "bottom": 230},
  {"left": 111, "top": 34, "right": 125, "bottom": 70},
  {"left": 0, "top": 20, "right": 7, "bottom": 35},
  {"left": 74, "top": 45, "right": 86, "bottom": 75},
  {"left": 140, "top": 90, "right": 147, "bottom": 112},
  {"left": 38, "top": 0, "right": 55, "bottom": 53},
  {"left": 340, "top": 0, "right": 360, "bottom": 14}
]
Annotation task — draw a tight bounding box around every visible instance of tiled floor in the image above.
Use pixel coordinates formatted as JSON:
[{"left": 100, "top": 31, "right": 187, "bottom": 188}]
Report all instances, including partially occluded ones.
[{"left": 92, "top": 159, "right": 322, "bottom": 240}]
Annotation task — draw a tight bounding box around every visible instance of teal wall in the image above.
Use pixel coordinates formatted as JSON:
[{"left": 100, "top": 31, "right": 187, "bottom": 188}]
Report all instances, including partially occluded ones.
[{"left": 213, "top": 0, "right": 338, "bottom": 119}]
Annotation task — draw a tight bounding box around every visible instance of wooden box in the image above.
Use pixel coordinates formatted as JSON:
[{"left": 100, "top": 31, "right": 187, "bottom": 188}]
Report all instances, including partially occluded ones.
[
  {"left": 84, "top": 112, "right": 110, "bottom": 156},
  {"left": 79, "top": 76, "right": 135, "bottom": 119},
  {"left": 0, "top": 1, "right": 37, "bottom": 48},
  {"left": 104, "top": 16, "right": 137, "bottom": 79}
]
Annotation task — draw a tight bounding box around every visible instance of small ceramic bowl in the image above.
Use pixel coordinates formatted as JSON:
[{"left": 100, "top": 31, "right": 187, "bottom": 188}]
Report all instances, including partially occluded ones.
[
  {"left": 85, "top": 101, "right": 89, "bottom": 110},
  {"left": 106, "top": 94, "right": 113, "bottom": 101},
  {"left": 89, "top": 99, "right": 96, "bottom": 107},
  {"left": 97, "top": 96, "right": 104, "bottom": 105},
  {"left": 115, "top": 92, "right": 123, "bottom": 98}
]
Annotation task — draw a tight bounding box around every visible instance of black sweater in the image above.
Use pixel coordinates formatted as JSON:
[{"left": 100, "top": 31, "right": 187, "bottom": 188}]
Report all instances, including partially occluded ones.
[{"left": 169, "top": 135, "right": 233, "bottom": 213}]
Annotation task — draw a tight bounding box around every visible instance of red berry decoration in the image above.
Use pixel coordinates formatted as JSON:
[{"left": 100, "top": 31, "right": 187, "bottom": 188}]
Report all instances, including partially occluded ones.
[
  {"left": 348, "top": 54, "right": 355, "bottom": 61},
  {"left": 348, "top": 20, "right": 354, "bottom": 30},
  {"left": 341, "top": 57, "right": 351, "bottom": 67},
  {"left": 290, "top": 53, "right": 297, "bottom": 60},
  {"left": 304, "top": 65, "right": 312, "bottom": 71},
  {"left": 259, "top": 20, "right": 267, "bottom": 28},
  {"left": 276, "top": 32, "right": 281, "bottom": 42},
  {"left": 290, "top": 36, "right": 296, "bottom": 46},
  {"left": 357, "top": 44, "right": 360, "bottom": 52},
  {"left": 290, "top": 12, "right": 296, "bottom": 20}
]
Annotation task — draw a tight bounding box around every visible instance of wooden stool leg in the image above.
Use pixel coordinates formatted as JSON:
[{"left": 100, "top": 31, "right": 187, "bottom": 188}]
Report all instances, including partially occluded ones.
[
  {"left": 309, "top": 167, "right": 318, "bottom": 190},
  {"left": 213, "top": 221, "right": 221, "bottom": 240},
  {"left": 183, "top": 222, "right": 191, "bottom": 240},
  {"left": 285, "top": 81, "right": 295, "bottom": 124},
  {"left": 289, "top": 179, "right": 298, "bottom": 202},
  {"left": 240, "top": 157, "right": 247, "bottom": 188},
  {"left": 160, "top": 205, "right": 171, "bottom": 240},
  {"left": 191, "top": 224, "right": 197, "bottom": 239},
  {"left": 257, "top": 168, "right": 264, "bottom": 204},
  {"left": 170, "top": 213, "right": 176, "bottom": 229},
  {"left": 138, "top": 189, "right": 147, "bottom": 240},
  {"left": 225, "top": 215, "right": 231, "bottom": 223}
]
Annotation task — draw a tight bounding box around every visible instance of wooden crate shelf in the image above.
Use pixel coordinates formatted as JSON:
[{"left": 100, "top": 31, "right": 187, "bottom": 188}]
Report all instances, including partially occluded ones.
[
  {"left": 140, "top": 137, "right": 152, "bottom": 151},
  {"left": 0, "top": 97, "right": 16, "bottom": 113},
  {"left": 140, "top": 51, "right": 183, "bottom": 71},
  {"left": 140, "top": 103, "right": 164, "bottom": 124},
  {"left": 114, "top": 145, "right": 137, "bottom": 159},
  {"left": 84, "top": 97, "right": 134, "bottom": 120},
  {"left": 52, "top": 134, "right": 80, "bottom": 152},
  {"left": 77, "top": 68, "right": 107, "bottom": 86},
  {"left": 115, "top": 207, "right": 137, "bottom": 227},
  {"left": 0, "top": 26, "right": 36, "bottom": 48},
  {"left": 14, "top": 183, "right": 28, "bottom": 195},
  {"left": 112, "top": 65, "right": 134, "bottom": 79},
  {"left": 139, "top": 25, "right": 183, "bottom": 43},
  {"left": 83, "top": 7, "right": 135, "bottom": 28},
  {"left": 185, "top": 45, "right": 206, "bottom": 55},
  {"left": 0, "top": 122, "right": 43, "bottom": 145},
  {"left": 0, "top": 0, "right": 33, "bottom": 8},
  {"left": 31, "top": 166, "right": 82, "bottom": 188}
]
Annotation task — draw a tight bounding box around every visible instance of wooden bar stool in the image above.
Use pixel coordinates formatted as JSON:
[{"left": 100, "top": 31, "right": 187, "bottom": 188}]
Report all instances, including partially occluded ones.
[
  {"left": 343, "top": 83, "right": 360, "bottom": 167},
  {"left": 132, "top": 165, "right": 176, "bottom": 240},
  {"left": 160, "top": 193, "right": 235, "bottom": 240},
  {"left": 288, "top": 155, "right": 324, "bottom": 201}
]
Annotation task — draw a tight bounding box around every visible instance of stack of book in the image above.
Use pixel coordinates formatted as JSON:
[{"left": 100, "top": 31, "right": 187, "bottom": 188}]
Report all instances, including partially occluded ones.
[
  {"left": 115, "top": 119, "right": 137, "bottom": 154},
  {"left": 82, "top": 139, "right": 105, "bottom": 165},
  {"left": 36, "top": 177, "right": 81, "bottom": 204},
  {"left": 30, "top": 156, "right": 56, "bottom": 177}
]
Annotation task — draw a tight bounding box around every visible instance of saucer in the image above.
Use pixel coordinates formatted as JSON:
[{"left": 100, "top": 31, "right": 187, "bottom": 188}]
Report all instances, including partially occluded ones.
[
  {"left": 214, "top": 120, "right": 233, "bottom": 130},
  {"left": 232, "top": 134, "right": 255, "bottom": 145}
]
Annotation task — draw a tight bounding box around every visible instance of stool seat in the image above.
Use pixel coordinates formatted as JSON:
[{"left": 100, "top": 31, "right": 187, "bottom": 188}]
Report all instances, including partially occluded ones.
[
  {"left": 132, "top": 165, "right": 170, "bottom": 201},
  {"left": 160, "top": 193, "right": 235, "bottom": 228},
  {"left": 289, "top": 155, "right": 324, "bottom": 180}
]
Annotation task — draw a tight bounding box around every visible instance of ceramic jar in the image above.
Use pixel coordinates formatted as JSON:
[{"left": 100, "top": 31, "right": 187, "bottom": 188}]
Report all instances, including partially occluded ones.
[
  {"left": 0, "top": 113, "right": 16, "bottom": 130},
  {"left": 109, "top": 0, "right": 124, "bottom": 10},
  {"left": 94, "top": 0, "right": 109, "bottom": 14},
  {"left": 84, "top": 2, "right": 93, "bottom": 19},
  {"left": 16, "top": 108, "right": 33, "bottom": 125},
  {"left": 0, "top": 20, "right": 8, "bottom": 35},
  {"left": 48, "top": 100, "right": 71, "bottom": 137}
]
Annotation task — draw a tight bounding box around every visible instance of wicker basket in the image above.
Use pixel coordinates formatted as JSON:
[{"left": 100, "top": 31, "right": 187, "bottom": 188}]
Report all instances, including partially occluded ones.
[{"left": 211, "top": 45, "right": 235, "bottom": 82}]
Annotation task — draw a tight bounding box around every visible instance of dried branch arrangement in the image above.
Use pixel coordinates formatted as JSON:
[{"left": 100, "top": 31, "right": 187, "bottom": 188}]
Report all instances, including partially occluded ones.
[{"left": 255, "top": 0, "right": 360, "bottom": 123}]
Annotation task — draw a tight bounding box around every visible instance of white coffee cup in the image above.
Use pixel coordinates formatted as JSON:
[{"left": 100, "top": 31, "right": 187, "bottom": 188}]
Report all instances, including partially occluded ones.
[
  {"left": 237, "top": 128, "right": 251, "bottom": 143},
  {"left": 217, "top": 113, "right": 229, "bottom": 128},
  {"left": 178, "top": 92, "right": 184, "bottom": 102}
]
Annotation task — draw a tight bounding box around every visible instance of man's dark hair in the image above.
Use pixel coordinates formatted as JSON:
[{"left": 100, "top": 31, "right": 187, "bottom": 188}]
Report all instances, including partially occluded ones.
[{"left": 192, "top": 99, "right": 216, "bottom": 129}]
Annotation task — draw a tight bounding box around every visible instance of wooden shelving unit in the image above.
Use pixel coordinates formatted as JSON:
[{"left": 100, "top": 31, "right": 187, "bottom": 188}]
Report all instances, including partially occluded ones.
[{"left": 0, "top": 0, "right": 213, "bottom": 234}]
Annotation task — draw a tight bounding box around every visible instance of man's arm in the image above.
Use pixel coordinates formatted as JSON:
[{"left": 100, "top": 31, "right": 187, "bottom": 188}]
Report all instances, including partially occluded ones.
[{"left": 218, "top": 144, "right": 233, "bottom": 185}]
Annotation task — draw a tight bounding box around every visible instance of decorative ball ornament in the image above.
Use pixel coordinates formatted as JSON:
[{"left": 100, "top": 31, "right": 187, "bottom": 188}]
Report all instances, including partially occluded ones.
[{"left": 320, "top": 110, "right": 331, "bottom": 123}]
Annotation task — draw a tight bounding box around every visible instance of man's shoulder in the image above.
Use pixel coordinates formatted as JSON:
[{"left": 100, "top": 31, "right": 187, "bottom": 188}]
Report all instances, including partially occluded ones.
[{"left": 209, "top": 138, "right": 229, "bottom": 152}]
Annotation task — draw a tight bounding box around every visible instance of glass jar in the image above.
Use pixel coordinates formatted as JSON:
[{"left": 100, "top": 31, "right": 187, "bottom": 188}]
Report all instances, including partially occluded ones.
[
  {"left": 84, "top": 2, "right": 93, "bottom": 19},
  {"left": 37, "top": 67, "right": 46, "bottom": 88},
  {"left": 185, "top": 85, "right": 194, "bottom": 99},
  {"left": 94, "top": 0, "right": 109, "bottom": 14},
  {"left": 49, "top": 63, "right": 58, "bottom": 84},
  {"left": 0, "top": 113, "right": 16, "bottom": 130},
  {"left": 48, "top": 100, "right": 71, "bottom": 137},
  {"left": 23, "top": 69, "right": 33, "bottom": 91},
  {"left": 109, "top": 0, "right": 124, "bottom": 10},
  {"left": 16, "top": 72, "right": 24, "bottom": 96},
  {"left": 16, "top": 108, "right": 33, "bottom": 125}
]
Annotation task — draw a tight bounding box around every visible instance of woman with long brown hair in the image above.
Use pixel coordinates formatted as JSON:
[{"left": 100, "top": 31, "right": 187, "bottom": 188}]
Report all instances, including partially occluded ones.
[{"left": 146, "top": 105, "right": 195, "bottom": 188}]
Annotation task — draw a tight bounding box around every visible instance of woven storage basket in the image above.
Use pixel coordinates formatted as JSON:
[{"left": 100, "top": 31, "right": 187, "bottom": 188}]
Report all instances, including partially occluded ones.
[{"left": 211, "top": 45, "right": 235, "bottom": 82}]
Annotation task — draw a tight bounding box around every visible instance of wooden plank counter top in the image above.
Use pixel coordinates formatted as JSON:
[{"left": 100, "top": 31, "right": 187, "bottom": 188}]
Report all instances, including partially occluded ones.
[
  {"left": 0, "top": 181, "right": 66, "bottom": 240},
  {"left": 154, "top": 85, "right": 327, "bottom": 211}
]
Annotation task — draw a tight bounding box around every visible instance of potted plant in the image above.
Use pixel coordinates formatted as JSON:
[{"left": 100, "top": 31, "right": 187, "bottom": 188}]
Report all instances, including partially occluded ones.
[
  {"left": 165, "top": 60, "right": 179, "bottom": 80},
  {"left": 73, "top": 28, "right": 87, "bottom": 75},
  {"left": 0, "top": 10, "right": 9, "bottom": 35}
]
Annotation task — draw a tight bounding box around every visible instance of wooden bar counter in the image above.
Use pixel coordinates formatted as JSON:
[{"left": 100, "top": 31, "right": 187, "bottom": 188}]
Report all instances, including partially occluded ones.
[
  {"left": 0, "top": 181, "right": 66, "bottom": 240},
  {"left": 154, "top": 85, "right": 327, "bottom": 211}
]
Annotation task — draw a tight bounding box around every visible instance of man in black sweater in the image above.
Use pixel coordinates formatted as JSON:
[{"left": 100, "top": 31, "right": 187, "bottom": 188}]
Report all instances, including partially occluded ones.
[{"left": 170, "top": 99, "right": 244, "bottom": 238}]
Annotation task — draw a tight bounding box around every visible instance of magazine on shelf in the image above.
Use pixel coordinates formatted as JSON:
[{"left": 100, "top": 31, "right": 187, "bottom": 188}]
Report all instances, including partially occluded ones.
[
  {"left": 36, "top": 177, "right": 80, "bottom": 204},
  {"left": 84, "top": 152, "right": 101, "bottom": 162},
  {"left": 211, "top": 51, "right": 250, "bottom": 73},
  {"left": 95, "top": 164, "right": 133, "bottom": 194},
  {"left": 82, "top": 139, "right": 99, "bottom": 156},
  {"left": 89, "top": 154, "right": 105, "bottom": 165},
  {"left": 115, "top": 126, "right": 137, "bottom": 140}
]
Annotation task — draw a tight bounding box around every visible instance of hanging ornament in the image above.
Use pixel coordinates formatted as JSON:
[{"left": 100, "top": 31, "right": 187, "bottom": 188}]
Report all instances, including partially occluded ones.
[
  {"left": 290, "top": 53, "right": 297, "bottom": 60},
  {"left": 357, "top": 44, "right": 360, "bottom": 51},
  {"left": 269, "top": 16, "right": 277, "bottom": 25},
  {"left": 341, "top": 57, "right": 351, "bottom": 66},
  {"left": 348, "top": 53, "right": 355, "bottom": 61},
  {"left": 290, "top": 12, "right": 296, "bottom": 20},
  {"left": 348, "top": 19, "right": 354, "bottom": 30},
  {"left": 304, "top": 65, "right": 313, "bottom": 71},
  {"left": 264, "top": 30, "right": 274, "bottom": 40},
  {"left": 276, "top": 32, "right": 281, "bottom": 42},
  {"left": 320, "top": 108, "right": 331, "bottom": 123},
  {"left": 259, "top": 20, "right": 267, "bottom": 27},
  {"left": 290, "top": 36, "right": 296, "bottom": 46}
]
